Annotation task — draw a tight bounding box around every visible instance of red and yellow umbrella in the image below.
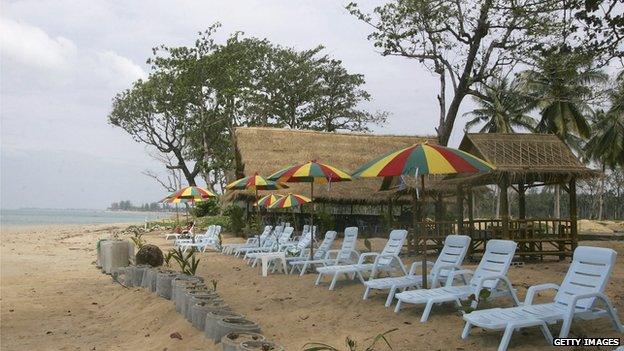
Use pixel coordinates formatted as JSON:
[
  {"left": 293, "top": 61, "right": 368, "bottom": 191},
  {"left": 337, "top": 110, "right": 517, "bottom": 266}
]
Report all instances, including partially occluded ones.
[
  {"left": 352, "top": 141, "right": 494, "bottom": 288},
  {"left": 352, "top": 142, "right": 494, "bottom": 177},
  {"left": 268, "top": 161, "right": 351, "bottom": 259},
  {"left": 225, "top": 173, "right": 288, "bottom": 191},
  {"left": 255, "top": 194, "right": 284, "bottom": 208},
  {"left": 268, "top": 193, "right": 311, "bottom": 209},
  {"left": 163, "top": 186, "right": 217, "bottom": 204}
]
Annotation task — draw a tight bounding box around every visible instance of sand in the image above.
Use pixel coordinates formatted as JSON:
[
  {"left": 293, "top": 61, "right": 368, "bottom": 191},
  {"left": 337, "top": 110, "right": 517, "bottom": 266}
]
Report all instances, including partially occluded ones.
[{"left": 1, "top": 223, "right": 623, "bottom": 350}]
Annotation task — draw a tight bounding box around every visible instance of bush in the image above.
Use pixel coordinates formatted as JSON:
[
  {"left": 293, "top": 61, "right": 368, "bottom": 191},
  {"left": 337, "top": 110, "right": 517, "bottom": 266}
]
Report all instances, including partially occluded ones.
[
  {"left": 190, "top": 199, "right": 220, "bottom": 217},
  {"left": 223, "top": 205, "right": 245, "bottom": 236},
  {"left": 136, "top": 244, "right": 164, "bottom": 267},
  {"left": 315, "top": 210, "right": 335, "bottom": 234},
  {"left": 194, "top": 215, "right": 231, "bottom": 231}
]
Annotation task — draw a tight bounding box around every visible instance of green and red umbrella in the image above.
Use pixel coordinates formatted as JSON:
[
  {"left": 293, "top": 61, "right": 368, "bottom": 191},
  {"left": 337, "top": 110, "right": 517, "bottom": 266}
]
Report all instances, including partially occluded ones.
[
  {"left": 256, "top": 194, "right": 285, "bottom": 208},
  {"left": 163, "top": 186, "right": 217, "bottom": 204},
  {"left": 268, "top": 193, "right": 312, "bottom": 209},
  {"left": 268, "top": 161, "right": 351, "bottom": 259},
  {"left": 352, "top": 141, "right": 494, "bottom": 288},
  {"left": 225, "top": 173, "right": 288, "bottom": 191}
]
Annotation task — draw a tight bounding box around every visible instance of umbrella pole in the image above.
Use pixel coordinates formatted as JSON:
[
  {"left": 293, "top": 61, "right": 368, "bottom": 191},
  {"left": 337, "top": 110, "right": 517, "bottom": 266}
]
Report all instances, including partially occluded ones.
[
  {"left": 255, "top": 189, "right": 261, "bottom": 247},
  {"left": 420, "top": 174, "right": 428, "bottom": 289},
  {"left": 309, "top": 182, "right": 315, "bottom": 260}
]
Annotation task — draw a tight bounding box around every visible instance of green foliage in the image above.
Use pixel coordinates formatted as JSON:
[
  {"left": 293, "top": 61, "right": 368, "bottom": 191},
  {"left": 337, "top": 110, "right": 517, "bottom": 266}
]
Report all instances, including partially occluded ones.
[
  {"left": 171, "top": 247, "right": 201, "bottom": 276},
  {"left": 303, "top": 328, "right": 398, "bottom": 351},
  {"left": 315, "top": 210, "right": 335, "bottom": 234},
  {"left": 224, "top": 205, "right": 245, "bottom": 235},
  {"left": 455, "top": 289, "right": 492, "bottom": 315},
  {"left": 210, "top": 279, "right": 218, "bottom": 292},
  {"left": 190, "top": 199, "right": 220, "bottom": 217},
  {"left": 363, "top": 238, "right": 372, "bottom": 253},
  {"left": 194, "top": 215, "right": 231, "bottom": 231},
  {"left": 163, "top": 250, "right": 175, "bottom": 268}
]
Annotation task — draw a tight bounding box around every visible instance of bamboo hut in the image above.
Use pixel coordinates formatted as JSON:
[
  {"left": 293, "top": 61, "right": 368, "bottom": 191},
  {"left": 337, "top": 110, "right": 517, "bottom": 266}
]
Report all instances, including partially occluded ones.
[
  {"left": 436, "top": 133, "right": 598, "bottom": 260},
  {"left": 226, "top": 127, "right": 437, "bottom": 232}
]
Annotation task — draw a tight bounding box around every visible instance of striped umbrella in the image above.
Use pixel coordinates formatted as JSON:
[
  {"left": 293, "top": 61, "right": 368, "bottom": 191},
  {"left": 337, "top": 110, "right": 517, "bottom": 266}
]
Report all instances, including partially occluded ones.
[
  {"left": 352, "top": 142, "right": 494, "bottom": 288},
  {"left": 255, "top": 194, "right": 284, "bottom": 208},
  {"left": 163, "top": 186, "right": 217, "bottom": 203},
  {"left": 268, "top": 193, "right": 311, "bottom": 209},
  {"left": 268, "top": 161, "right": 351, "bottom": 259}
]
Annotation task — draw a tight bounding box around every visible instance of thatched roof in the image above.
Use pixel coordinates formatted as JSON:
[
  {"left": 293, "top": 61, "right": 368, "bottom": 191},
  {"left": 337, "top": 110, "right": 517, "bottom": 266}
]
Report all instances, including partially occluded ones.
[
  {"left": 452, "top": 133, "right": 597, "bottom": 186},
  {"left": 227, "top": 127, "right": 437, "bottom": 204}
]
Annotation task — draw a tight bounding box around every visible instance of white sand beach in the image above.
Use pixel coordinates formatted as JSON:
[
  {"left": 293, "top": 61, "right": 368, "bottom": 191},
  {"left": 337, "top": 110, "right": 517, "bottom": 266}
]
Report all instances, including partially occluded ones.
[{"left": 1, "top": 224, "right": 623, "bottom": 350}]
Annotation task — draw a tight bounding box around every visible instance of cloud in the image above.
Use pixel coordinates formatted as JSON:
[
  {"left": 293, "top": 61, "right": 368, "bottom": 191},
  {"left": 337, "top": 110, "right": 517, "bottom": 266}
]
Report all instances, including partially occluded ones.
[
  {"left": 0, "top": 16, "right": 77, "bottom": 70},
  {"left": 95, "top": 50, "right": 147, "bottom": 86}
]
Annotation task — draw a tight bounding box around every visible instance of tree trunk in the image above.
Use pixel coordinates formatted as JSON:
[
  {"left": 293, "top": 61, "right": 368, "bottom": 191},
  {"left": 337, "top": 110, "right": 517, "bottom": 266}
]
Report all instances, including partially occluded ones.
[
  {"left": 598, "top": 164, "right": 605, "bottom": 220},
  {"left": 554, "top": 185, "right": 560, "bottom": 218}
]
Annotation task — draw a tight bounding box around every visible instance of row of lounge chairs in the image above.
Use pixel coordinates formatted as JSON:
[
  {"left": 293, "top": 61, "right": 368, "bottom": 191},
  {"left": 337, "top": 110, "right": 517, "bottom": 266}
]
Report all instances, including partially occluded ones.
[
  {"left": 208, "top": 224, "right": 623, "bottom": 350},
  {"left": 165, "top": 225, "right": 222, "bottom": 253}
]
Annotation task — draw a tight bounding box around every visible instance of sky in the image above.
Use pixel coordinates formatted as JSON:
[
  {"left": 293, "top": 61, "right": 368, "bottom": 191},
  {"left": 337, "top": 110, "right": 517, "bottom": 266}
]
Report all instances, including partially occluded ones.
[{"left": 0, "top": 0, "right": 478, "bottom": 210}]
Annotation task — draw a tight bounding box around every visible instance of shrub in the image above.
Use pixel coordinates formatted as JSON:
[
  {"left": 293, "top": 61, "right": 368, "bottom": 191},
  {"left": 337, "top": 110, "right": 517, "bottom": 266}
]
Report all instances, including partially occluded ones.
[
  {"left": 194, "top": 215, "right": 231, "bottom": 231},
  {"left": 315, "top": 210, "right": 335, "bottom": 234},
  {"left": 136, "top": 244, "right": 164, "bottom": 267},
  {"left": 190, "top": 199, "right": 220, "bottom": 217},
  {"left": 224, "top": 205, "right": 245, "bottom": 236}
]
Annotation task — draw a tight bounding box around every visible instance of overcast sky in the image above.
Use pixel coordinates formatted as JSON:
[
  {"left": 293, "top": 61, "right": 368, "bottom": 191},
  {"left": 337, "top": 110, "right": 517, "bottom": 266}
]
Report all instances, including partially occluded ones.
[{"left": 1, "top": 0, "right": 479, "bottom": 210}]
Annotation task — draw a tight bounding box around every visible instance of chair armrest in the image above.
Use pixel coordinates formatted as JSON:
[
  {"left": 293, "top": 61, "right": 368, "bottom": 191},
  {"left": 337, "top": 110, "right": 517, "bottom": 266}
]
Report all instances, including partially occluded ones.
[
  {"left": 408, "top": 261, "right": 435, "bottom": 275},
  {"left": 371, "top": 254, "right": 407, "bottom": 278},
  {"left": 357, "top": 252, "right": 380, "bottom": 265},
  {"left": 524, "top": 283, "right": 560, "bottom": 305},
  {"left": 324, "top": 249, "right": 341, "bottom": 259},
  {"left": 474, "top": 274, "right": 520, "bottom": 306},
  {"left": 428, "top": 264, "right": 462, "bottom": 288},
  {"left": 444, "top": 269, "right": 474, "bottom": 287}
]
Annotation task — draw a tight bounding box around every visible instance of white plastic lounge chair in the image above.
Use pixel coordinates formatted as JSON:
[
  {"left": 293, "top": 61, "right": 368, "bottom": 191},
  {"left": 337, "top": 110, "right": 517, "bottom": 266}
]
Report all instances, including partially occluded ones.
[
  {"left": 316, "top": 229, "right": 408, "bottom": 291},
  {"left": 234, "top": 226, "right": 284, "bottom": 257},
  {"left": 288, "top": 231, "right": 337, "bottom": 275},
  {"left": 290, "top": 227, "right": 358, "bottom": 276},
  {"left": 180, "top": 225, "right": 222, "bottom": 253},
  {"left": 363, "top": 234, "right": 471, "bottom": 307},
  {"left": 246, "top": 229, "right": 314, "bottom": 274},
  {"left": 175, "top": 225, "right": 215, "bottom": 247},
  {"left": 165, "top": 222, "right": 195, "bottom": 241},
  {"left": 242, "top": 227, "right": 294, "bottom": 260},
  {"left": 394, "top": 239, "right": 519, "bottom": 322},
  {"left": 461, "top": 246, "right": 624, "bottom": 351},
  {"left": 222, "top": 225, "right": 272, "bottom": 255}
]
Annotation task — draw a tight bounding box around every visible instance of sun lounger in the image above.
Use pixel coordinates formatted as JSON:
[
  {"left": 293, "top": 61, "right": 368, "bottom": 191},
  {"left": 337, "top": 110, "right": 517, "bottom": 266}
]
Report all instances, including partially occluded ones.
[
  {"left": 241, "top": 227, "right": 294, "bottom": 261},
  {"left": 394, "top": 239, "right": 519, "bottom": 322},
  {"left": 363, "top": 234, "right": 471, "bottom": 307},
  {"left": 179, "top": 225, "right": 222, "bottom": 252},
  {"left": 234, "top": 226, "right": 284, "bottom": 257},
  {"left": 287, "top": 231, "right": 337, "bottom": 275},
  {"left": 461, "top": 246, "right": 624, "bottom": 351},
  {"left": 289, "top": 227, "right": 359, "bottom": 276},
  {"left": 315, "top": 229, "right": 408, "bottom": 290},
  {"left": 222, "top": 226, "right": 272, "bottom": 255},
  {"left": 246, "top": 229, "right": 313, "bottom": 275}
]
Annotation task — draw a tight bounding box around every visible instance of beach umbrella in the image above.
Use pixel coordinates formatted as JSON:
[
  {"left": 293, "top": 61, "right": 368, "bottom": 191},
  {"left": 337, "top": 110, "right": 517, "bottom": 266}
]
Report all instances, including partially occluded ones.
[
  {"left": 162, "top": 186, "right": 217, "bottom": 224},
  {"left": 352, "top": 141, "right": 495, "bottom": 288},
  {"left": 268, "top": 160, "right": 352, "bottom": 259},
  {"left": 226, "top": 173, "right": 288, "bottom": 240},
  {"left": 268, "top": 193, "right": 312, "bottom": 209},
  {"left": 255, "top": 194, "right": 285, "bottom": 208}
]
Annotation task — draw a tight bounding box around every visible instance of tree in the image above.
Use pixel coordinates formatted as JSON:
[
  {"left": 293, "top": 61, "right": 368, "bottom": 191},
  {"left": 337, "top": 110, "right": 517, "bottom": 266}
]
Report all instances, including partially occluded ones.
[
  {"left": 347, "top": 0, "right": 563, "bottom": 145},
  {"left": 108, "top": 72, "right": 200, "bottom": 186},
  {"left": 516, "top": 48, "right": 608, "bottom": 150},
  {"left": 464, "top": 78, "right": 536, "bottom": 133},
  {"left": 584, "top": 71, "right": 624, "bottom": 219},
  {"left": 308, "top": 59, "right": 388, "bottom": 132}
]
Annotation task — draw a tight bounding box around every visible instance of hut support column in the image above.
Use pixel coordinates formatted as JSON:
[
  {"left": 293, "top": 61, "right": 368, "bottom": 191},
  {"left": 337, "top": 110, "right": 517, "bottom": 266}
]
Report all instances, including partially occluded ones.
[
  {"left": 467, "top": 188, "right": 474, "bottom": 255},
  {"left": 518, "top": 183, "right": 526, "bottom": 220},
  {"left": 457, "top": 187, "right": 464, "bottom": 235},
  {"left": 569, "top": 177, "right": 578, "bottom": 252},
  {"left": 500, "top": 176, "right": 510, "bottom": 239}
]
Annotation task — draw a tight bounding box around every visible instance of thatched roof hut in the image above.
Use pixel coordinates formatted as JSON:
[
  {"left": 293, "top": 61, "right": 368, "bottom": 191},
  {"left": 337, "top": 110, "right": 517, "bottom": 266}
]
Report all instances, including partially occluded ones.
[
  {"left": 227, "top": 127, "right": 437, "bottom": 204},
  {"left": 451, "top": 133, "right": 597, "bottom": 186}
]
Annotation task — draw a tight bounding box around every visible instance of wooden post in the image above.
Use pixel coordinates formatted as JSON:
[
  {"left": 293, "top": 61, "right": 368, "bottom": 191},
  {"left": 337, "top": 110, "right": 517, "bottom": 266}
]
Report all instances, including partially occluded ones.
[
  {"left": 457, "top": 186, "right": 464, "bottom": 235},
  {"left": 569, "top": 177, "right": 578, "bottom": 251},
  {"left": 387, "top": 200, "right": 394, "bottom": 231},
  {"left": 500, "top": 175, "right": 510, "bottom": 239},
  {"left": 467, "top": 188, "right": 474, "bottom": 256},
  {"left": 518, "top": 183, "right": 526, "bottom": 220}
]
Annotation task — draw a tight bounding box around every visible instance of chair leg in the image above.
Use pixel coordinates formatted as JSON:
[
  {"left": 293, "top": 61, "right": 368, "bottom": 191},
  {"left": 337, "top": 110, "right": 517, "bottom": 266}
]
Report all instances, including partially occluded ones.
[
  {"left": 461, "top": 322, "right": 472, "bottom": 339},
  {"left": 329, "top": 272, "right": 339, "bottom": 290},
  {"left": 559, "top": 317, "right": 572, "bottom": 338},
  {"left": 538, "top": 322, "right": 553, "bottom": 345},
  {"left": 315, "top": 273, "right": 323, "bottom": 286},
  {"left": 300, "top": 262, "right": 309, "bottom": 276},
  {"left": 363, "top": 287, "right": 370, "bottom": 300},
  {"left": 385, "top": 286, "right": 397, "bottom": 307},
  {"left": 421, "top": 300, "right": 435, "bottom": 322},
  {"left": 498, "top": 325, "right": 515, "bottom": 351},
  {"left": 394, "top": 300, "right": 402, "bottom": 313}
]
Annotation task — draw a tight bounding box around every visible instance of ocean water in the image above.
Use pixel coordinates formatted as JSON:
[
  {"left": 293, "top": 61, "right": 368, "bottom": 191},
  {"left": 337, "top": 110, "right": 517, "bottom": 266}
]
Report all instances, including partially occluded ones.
[{"left": 0, "top": 208, "right": 171, "bottom": 226}]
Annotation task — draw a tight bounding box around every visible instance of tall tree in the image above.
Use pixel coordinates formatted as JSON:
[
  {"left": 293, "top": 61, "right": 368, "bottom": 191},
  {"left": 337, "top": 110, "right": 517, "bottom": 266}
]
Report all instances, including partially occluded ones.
[
  {"left": 584, "top": 71, "right": 624, "bottom": 219},
  {"left": 308, "top": 59, "right": 388, "bottom": 132},
  {"left": 464, "top": 78, "right": 536, "bottom": 133},
  {"left": 347, "top": 0, "right": 561, "bottom": 145},
  {"left": 108, "top": 72, "right": 200, "bottom": 186}
]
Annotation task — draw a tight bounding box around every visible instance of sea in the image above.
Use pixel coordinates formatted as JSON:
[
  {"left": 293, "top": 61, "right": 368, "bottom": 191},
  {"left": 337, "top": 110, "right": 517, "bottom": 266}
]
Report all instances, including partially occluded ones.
[{"left": 0, "top": 208, "right": 172, "bottom": 226}]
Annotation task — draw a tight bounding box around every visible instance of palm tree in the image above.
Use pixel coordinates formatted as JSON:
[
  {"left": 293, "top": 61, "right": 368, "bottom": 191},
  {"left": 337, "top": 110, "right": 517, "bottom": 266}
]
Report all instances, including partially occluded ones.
[
  {"left": 464, "top": 78, "right": 536, "bottom": 133},
  {"left": 517, "top": 48, "right": 608, "bottom": 217},
  {"left": 584, "top": 71, "right": 624, "bottom": 219}
]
